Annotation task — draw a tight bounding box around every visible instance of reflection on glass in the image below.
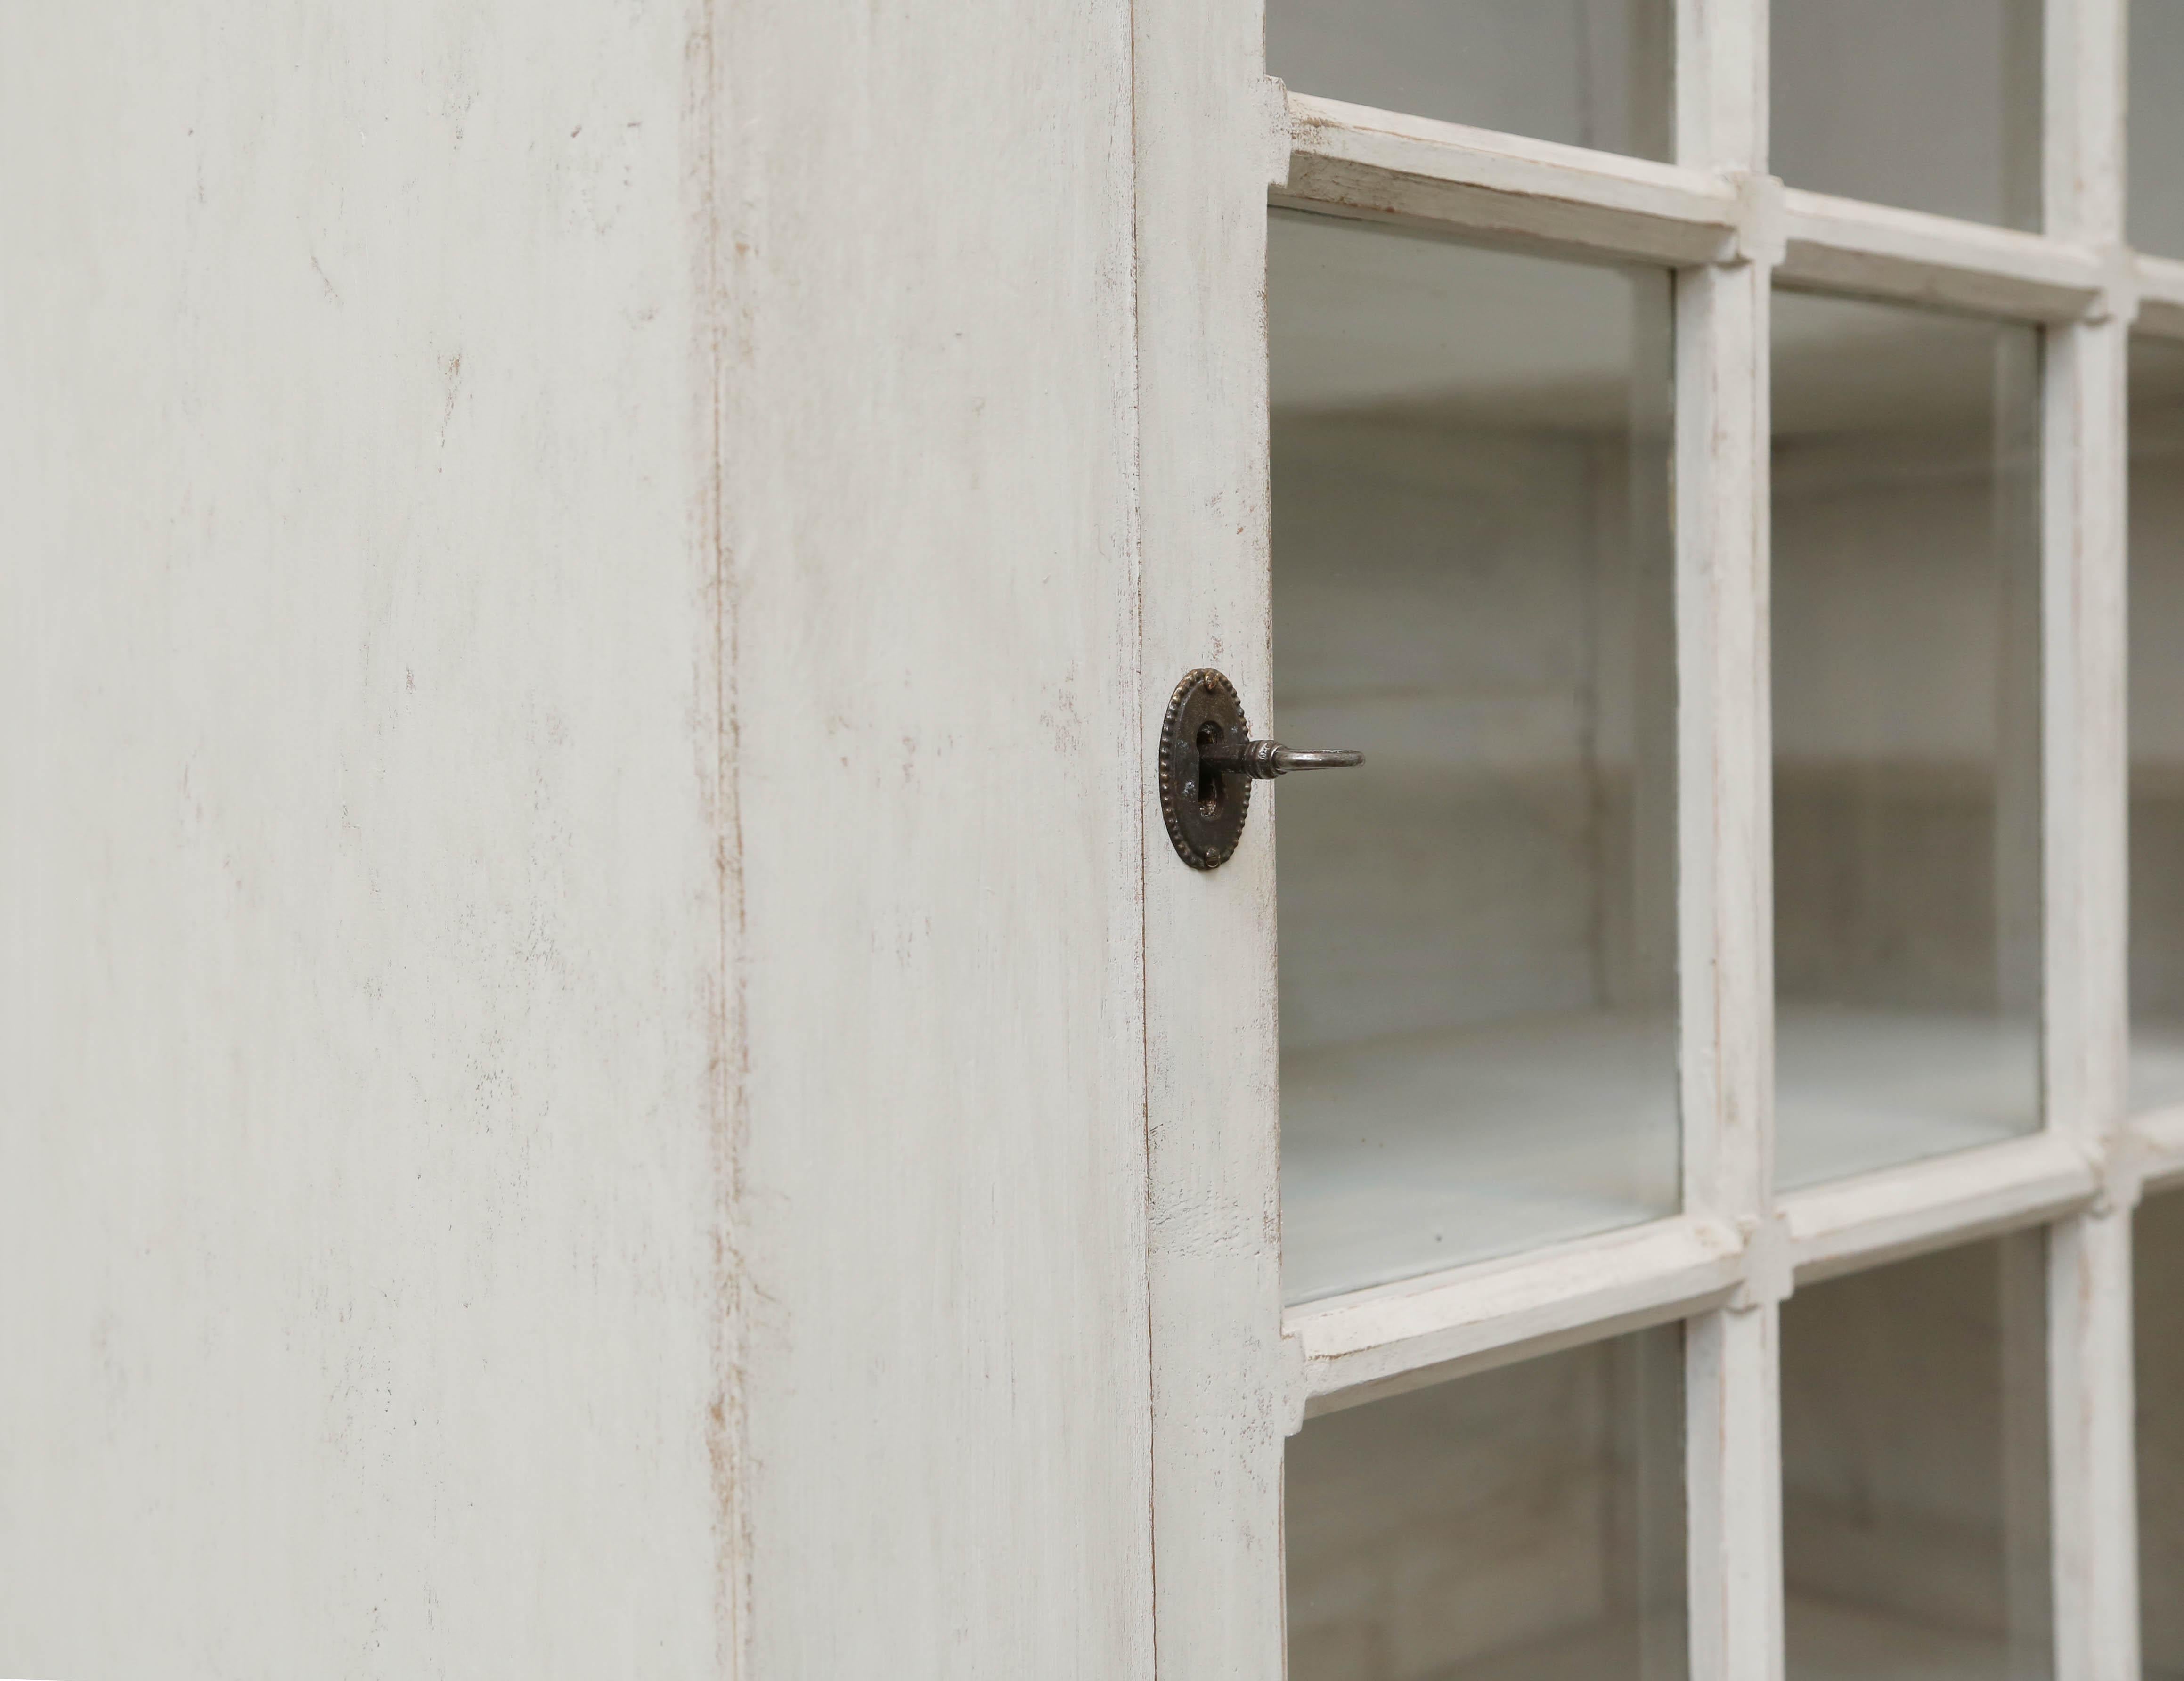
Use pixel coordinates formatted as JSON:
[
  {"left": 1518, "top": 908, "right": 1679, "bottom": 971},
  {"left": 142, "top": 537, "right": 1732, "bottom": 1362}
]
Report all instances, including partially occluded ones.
[
  {"left": 1772, "top": 290, "right": 2043, "bottom": 1190},
  {"left": 2138, "top": 1192, "right": 2184, "bottom": 1680},
  {"left": 1271, "top": 210, "right": 1677, "bottom": 1302},
  {"left": 1773, "top": 0, "right": 2042, "bottom": 230},
  {"left": 2132, "top": 7, "right": 2184, "bottom": 255},
  {"left": 2131, "top": 337, "right": 2184, "bottom": 1112},
  {"left": 1288, "top": 1327, "right": 1685, "bottom": 1681},
  {"left": 1783, "top": 1237, "right": 2053, "bottom": 1678},
  {"left": 1268, "top": 0, "right": 1673, "bottom": 161}
]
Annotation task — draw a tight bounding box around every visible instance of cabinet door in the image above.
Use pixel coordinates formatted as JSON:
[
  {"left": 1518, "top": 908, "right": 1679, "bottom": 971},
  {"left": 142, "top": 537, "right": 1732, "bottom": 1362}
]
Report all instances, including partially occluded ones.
[{"left": 1133, "top": 1, "right": 2144, "bottom": 1678}]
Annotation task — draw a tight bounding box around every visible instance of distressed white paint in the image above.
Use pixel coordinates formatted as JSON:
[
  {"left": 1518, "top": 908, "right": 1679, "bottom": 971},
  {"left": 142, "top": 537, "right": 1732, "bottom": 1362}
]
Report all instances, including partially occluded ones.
[
  {"left": 1778, "top": 188, "right": 2106, "bottom": 321},
  {"left": 2050, "top": 1210, "right": 2140, "bottom": 1681},
  {"left": 4, "top": 0, "right": 1156, "bottom": 1674},
  {"left": 1289, "top": 1216, "right": 1741, "bottom": 1415},
  {"left": 1281, "top": 94, "right": 1738, "bottom": 266},
  {"left": 2045, "top": 3, "right": 2141, "bottom": 1676},
  {"left": 1, "top": 6, "right": 736, "bottom": 1671},
  {"left": 1781, "top": 1132, "right": 2098, "bottom": 1285},
  {"left": 1281, "top": 93, "right": 2134, "bottom": 335},
  {"left": 1671, "top": 2, "right": 1785, "bottom": 1676},
  {"left": 1133, "top": 0, "right": 1289, "bottom": 1674},
  {"left": 7, "top": 0, "right": 2173, "bottom": 1668},
  {"left": 714, "top": 0, "right": 1156, "bottom": 1673}
]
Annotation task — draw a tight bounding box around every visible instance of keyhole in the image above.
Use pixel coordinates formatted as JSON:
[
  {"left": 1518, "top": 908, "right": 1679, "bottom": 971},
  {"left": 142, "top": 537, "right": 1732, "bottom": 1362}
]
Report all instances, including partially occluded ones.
[{"left": 1195, "top": 720, "right": 1226, "bottom": 818}]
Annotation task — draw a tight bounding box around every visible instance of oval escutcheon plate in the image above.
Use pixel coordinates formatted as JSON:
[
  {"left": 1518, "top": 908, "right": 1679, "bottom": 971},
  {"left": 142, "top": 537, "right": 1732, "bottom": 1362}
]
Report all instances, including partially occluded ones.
[{"left": 1158, "top": 668, "right": 1252, "bottom": 870}]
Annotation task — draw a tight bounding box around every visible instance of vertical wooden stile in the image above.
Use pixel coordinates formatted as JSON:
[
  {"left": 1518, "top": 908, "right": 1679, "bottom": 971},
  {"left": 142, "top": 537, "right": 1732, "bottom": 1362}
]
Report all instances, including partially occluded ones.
[
  {"left": 2045, "top": 2, "right": 2139, "bottom": 1676},
  {"left": 1675, "top": 2, "right": 1784, "bottom": 1678},
  {"left": 1133, "top": 0, "right": 1289, "bottom": 1676}
]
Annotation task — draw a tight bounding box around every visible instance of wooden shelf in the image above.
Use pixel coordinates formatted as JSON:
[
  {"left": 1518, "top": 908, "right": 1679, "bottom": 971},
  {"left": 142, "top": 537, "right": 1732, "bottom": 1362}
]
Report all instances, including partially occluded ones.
[
  {"left": 1281, "top": 1008, "right": 1678, "bottom": 1304},
  {"left": 1355, "top": 1595, "right": 2042, "bottom": 1681},
  {"left": 1775, "top": 1005, "right": 2037, "bottom": 1192},
  {"left": 1281, "top": 1005, "right": 2081, "bottom": 1305},
  {"left": 1785, "top": 1595, "right": 2036, "bottom": 1681}
]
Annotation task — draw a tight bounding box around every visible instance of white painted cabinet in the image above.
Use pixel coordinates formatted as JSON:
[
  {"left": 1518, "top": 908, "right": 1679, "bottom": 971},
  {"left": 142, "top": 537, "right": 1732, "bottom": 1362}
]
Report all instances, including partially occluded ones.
[
  {"left": 2, "top": 2, "right": 1151, "bottom": 1674},
  {"left": 5, "top": 0, "right": 2184, "bottom": 1676}
]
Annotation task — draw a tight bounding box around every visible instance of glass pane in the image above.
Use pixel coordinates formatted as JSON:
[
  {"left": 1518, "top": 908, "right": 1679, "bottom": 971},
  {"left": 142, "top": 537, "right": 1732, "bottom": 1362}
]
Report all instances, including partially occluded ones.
[
  {"left": 1268, "top": 0, "right": 1673, "bottom": 161},
  {"left": 2132, "top": 5, "right": 2184, "bottom": 256},
  {"left": 1271, "top": 209, "right": 1678, "bottom": 1302},
  {"left": 2139, "top": 1191, "right": 2184, "bottom": 1680},
  {"left": 1288, "top": 1327, "right": 1685, "bottom": 1681},
  {"left": 1772, "top": 0, "right": 2043, "bottom": 230},
  {"left": 2131, "top": 335, "right": 2184, "bottom": 1111},
  {"left": 1783, "top": 1236, "right": 2053, "bottom": 1678},
  {"left": 1772, "top": 290, "right": 2043, "bottom": 1191}
]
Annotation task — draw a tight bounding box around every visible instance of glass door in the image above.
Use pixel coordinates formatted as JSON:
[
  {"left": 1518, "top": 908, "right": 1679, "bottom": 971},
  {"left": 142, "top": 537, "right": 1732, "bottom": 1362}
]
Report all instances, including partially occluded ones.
[{"left": 1129, "top": 1, "right": 2157, "bottom": 1677}]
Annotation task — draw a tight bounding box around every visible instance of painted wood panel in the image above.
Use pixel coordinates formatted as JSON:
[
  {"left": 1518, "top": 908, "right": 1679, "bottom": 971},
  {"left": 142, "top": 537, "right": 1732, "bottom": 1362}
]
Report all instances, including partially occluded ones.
[
  {"left": 0, "top": 4, "right": 736, "bottom": 1671},
  {"left": 715, "top": 0, "right": 1154, "bottom": 1672},
  {"left": 2, "top": 0, "right": 1156, "bottom": 1673},
  {"left": 1132, "top": 0, "right": 1292, "bottom": 1673}
]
